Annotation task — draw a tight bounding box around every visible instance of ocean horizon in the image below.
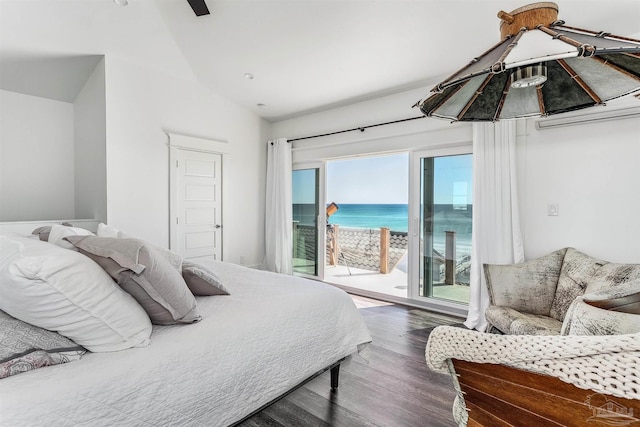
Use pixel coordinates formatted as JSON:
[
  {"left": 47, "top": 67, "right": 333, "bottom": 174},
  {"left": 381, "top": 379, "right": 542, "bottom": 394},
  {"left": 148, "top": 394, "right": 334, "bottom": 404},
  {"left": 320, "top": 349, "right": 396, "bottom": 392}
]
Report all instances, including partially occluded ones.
[
  {"left": 293, "top": 203, "right": 473, "bottom": 237},
  {"left": 293, "top": 203, "right": 472, "bottom": 259},
  {"left": 327, "top": 203, "right": 409, "bottom": 232}
]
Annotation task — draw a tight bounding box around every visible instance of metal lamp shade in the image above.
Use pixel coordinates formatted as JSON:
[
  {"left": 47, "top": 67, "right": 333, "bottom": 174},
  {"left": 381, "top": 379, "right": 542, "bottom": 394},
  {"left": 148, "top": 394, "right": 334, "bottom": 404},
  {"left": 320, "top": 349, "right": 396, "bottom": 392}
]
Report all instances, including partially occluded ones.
[{"left": 415, "top": 4, "right": 640, "bottom": 122}]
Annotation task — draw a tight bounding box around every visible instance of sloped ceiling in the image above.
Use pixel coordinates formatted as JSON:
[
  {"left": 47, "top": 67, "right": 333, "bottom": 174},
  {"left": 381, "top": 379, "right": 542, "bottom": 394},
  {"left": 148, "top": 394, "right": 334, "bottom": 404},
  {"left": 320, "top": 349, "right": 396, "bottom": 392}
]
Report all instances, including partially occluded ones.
[
  {"left": 0, "top": 0, "right": 196, "bottom": 104},
  {"left": 1, "top": 0, "right": 639, "bottom": 122},
  {"left": 0, "top": 54, "right": 103, "bottom": 103}
]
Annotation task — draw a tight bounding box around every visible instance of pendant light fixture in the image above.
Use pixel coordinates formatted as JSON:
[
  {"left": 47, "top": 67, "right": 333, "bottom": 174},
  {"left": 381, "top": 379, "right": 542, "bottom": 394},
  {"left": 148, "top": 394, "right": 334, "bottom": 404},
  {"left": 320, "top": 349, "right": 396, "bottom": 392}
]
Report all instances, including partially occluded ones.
[{"left": 414, "top": 2, "right": 640, "bottom": 122}]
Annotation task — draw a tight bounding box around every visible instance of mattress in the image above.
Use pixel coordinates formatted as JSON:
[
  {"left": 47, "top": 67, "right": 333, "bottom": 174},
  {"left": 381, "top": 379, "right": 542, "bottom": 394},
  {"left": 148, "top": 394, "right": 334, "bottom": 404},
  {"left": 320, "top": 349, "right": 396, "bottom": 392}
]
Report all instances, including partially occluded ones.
[{"left": 0, "top": 260, "right": 371, "bottom": 426}]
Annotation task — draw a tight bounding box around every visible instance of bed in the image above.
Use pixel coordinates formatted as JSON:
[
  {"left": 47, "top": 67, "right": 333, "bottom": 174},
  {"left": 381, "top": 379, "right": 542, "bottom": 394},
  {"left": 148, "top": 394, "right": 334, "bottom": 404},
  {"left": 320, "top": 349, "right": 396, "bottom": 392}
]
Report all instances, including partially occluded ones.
[{"left": 0, "top": 221, "right": 372, "bottom": 426}]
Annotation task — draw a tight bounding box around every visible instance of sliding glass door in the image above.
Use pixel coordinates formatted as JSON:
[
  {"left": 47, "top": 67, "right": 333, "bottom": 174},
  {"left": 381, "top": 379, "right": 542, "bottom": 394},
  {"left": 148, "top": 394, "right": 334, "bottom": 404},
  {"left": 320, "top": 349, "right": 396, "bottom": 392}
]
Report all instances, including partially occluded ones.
[
  {"left": 291, "top": 149, "right": 471, "bottom": 316},
  {"left": 409, "top": 147, "right": 472, "bottom": 308},
  {"left": 292, "top": 163, "right": 325, "bottom": 279}
]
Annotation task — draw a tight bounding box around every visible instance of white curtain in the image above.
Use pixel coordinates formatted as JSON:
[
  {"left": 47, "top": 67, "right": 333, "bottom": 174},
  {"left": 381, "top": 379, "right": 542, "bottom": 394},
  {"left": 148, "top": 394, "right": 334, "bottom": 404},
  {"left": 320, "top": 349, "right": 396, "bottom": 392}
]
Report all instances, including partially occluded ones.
[
  {"left": 264, "top": 138, "right": 293, "bottom": 274},
  {"left": 464, "top": 121, "right": 524, "bottom": 331}
]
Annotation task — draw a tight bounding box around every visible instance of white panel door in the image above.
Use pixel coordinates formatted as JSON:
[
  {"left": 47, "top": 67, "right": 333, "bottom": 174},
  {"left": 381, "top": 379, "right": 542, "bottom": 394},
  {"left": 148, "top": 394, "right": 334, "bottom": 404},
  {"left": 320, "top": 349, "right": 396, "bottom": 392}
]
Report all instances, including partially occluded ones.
[{"left": 172, "top": 149, "right": 222, "bottom": 260}]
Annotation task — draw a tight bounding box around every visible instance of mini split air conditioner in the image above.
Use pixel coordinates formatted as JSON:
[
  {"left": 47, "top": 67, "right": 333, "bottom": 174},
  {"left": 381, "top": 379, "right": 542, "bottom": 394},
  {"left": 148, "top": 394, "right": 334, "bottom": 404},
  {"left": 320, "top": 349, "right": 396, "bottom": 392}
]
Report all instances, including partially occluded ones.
[{"left": 535, "top": 105, "right": 640, "bottom": 130}]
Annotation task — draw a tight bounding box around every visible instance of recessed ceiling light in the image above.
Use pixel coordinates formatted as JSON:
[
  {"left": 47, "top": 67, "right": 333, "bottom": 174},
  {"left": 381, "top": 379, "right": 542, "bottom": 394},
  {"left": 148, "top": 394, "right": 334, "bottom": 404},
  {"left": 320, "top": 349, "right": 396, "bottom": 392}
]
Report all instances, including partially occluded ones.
[
  {"left": 113, "top": 0, "right": 128, "bottom": 5},
  {"left": 257, "top": 103, "right": 267, "bottom": 109},
  {"left": 244, "top": 73, "right": 254, "bottom": 80}
]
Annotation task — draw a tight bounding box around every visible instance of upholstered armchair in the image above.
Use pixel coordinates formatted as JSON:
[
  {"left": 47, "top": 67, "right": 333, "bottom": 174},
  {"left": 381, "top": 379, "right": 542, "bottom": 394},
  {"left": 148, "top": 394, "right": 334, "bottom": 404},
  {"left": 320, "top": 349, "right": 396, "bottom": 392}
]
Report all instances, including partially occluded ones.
[
  {"left": 427, "top": 275, "right": 640, "bottom": 425},
  {"left": 484, "top": 247, "right": 640, "bottom": 335}
]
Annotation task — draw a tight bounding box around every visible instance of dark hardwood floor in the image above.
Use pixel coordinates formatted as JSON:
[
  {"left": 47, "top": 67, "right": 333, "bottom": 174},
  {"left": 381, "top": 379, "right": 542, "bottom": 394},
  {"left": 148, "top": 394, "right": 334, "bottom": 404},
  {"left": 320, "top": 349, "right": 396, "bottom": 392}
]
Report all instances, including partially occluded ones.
[{"left": 239, "top": 296, "right": 462, "bottom": 427}]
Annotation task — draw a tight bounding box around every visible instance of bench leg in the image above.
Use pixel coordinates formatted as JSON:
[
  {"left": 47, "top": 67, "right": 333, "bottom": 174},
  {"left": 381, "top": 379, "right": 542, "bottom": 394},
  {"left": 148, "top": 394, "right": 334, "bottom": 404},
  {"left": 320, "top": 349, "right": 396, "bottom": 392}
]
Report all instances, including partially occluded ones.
[{"left": 330, "top": 364, "right": 340, "bottom": 390}]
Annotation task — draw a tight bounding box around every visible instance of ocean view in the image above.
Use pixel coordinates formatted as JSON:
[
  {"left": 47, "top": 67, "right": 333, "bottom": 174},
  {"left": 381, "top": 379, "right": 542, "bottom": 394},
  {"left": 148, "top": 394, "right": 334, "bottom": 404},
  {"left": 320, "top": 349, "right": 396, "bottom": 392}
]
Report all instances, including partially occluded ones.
[
  {"left": 293, "top": 202, "right": 473, "bottom": 283},
  {"left": 293, "top": 203, "right": 408, "bottom": 231},
  {"left": 328, "top": 203, "right": 409, "bottom": 232},
  {"left": 293, "top": 203, "right": 472, "bottom": 244}
]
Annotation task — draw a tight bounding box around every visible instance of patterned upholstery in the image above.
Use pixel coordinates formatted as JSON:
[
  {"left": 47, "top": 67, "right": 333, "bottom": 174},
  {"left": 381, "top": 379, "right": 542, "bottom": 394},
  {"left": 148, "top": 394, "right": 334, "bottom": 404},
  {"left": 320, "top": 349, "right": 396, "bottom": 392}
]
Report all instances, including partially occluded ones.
[
  {"left": 485, "top": 248, "right": 640, "bottom": 335},
  {"left": 484, "top": 248, "right": 566, "bottom": 316},
  {"left": 562, "top": 280, "right": 640, "bottom": 336},
  {"left": 551, "top": 250, "right": 640, "bottom": 321},
  {"left": 485, "top": 306, "right": 562, "bottom": 335}
]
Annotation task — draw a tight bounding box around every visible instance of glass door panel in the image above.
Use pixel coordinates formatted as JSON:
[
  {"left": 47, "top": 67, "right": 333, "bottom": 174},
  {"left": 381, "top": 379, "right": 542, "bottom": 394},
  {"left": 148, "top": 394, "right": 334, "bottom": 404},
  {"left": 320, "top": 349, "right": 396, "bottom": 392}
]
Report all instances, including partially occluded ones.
[
  {"left": 323, "top": 154, "right": 409, "bottom": 298},
  {"left": 292, "top": 167, "right": 320, "bottom": 276},
  {"left": 419, "top": 154, "right": 472, "bottom": 304}
]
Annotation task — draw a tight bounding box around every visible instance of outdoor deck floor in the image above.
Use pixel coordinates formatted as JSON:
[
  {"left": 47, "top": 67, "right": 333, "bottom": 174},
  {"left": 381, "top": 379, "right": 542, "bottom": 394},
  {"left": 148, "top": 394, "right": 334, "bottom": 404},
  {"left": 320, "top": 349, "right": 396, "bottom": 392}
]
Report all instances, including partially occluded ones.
[
  {"left": 325, "top": 264, "right": 408, "bottom": 298},
  {"left": 324, "top": 261, "right": 470, "bottom": 303}
]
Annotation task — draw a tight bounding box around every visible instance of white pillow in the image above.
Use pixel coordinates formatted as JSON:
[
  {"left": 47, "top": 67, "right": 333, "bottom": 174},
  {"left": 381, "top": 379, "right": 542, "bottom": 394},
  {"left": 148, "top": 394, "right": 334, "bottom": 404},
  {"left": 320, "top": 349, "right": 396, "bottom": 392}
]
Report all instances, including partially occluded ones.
[
  {"left": 0, "top": 235, "right": 152, "bottom": 352},
  {"left": 97, "top": 222, "right": 120, "bottom": 238},
  {"left": 566, "top": 299, "right": 640, "bottom": 336},
  {"left": 0, "top": 236, "right": 22, "bottom": 270},
  {"left": 562, "top": 280, "right": 640, "bottom": 336},
  {"left": 48, "top": 224, "right": 94, "bottom": 250}
]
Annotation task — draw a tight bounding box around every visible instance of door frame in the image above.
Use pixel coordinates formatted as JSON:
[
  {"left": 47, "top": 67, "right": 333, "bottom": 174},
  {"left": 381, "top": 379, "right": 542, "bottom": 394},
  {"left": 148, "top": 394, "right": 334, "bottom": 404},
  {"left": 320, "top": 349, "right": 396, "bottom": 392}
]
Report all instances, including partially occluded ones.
[
  {"left": 168, "top": 133, "right": 228, "bottom": 260},
  {"left": 408, "top": 145, "right": 472, "bottom": 317},
  {"left": 292, "top": 161, "right": 326, "bottom": 281}
]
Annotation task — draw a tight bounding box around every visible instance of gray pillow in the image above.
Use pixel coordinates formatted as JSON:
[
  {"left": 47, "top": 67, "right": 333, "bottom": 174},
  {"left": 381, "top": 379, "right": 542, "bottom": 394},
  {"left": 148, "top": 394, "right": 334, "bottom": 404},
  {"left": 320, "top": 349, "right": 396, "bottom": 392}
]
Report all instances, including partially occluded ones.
[
  {"left": 97, "top": 225, "right": 226, "bottom": 297},
  {"left": 115, "top": 229, "right": 182, "bottom": 272},
  {"left": 65, "top": 236, "right": 201, "bottom": 325},
  {"left": 181, "top": 260, "right": 229, "bottom": 296},
  {"left": 0, "top": 310, "right": 86, "bottom": 379},
  {"left": 484, "top": 248, "right": 567, "bottom": 316}
]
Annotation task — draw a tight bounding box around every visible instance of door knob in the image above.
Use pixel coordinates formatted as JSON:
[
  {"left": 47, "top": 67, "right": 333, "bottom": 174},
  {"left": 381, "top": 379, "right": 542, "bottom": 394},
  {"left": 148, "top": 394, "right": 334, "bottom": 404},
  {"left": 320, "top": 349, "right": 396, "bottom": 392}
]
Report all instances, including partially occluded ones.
[{"left": 214, "top": 224, "right": 222, "bottom": 229}]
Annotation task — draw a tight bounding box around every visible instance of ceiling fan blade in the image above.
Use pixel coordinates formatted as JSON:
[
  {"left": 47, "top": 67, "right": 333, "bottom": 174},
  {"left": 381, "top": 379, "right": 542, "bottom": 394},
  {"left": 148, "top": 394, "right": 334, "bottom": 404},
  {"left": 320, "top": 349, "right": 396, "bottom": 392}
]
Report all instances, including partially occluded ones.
[{"left": 187, "top": 0, "right": 210, "bottom": 16}]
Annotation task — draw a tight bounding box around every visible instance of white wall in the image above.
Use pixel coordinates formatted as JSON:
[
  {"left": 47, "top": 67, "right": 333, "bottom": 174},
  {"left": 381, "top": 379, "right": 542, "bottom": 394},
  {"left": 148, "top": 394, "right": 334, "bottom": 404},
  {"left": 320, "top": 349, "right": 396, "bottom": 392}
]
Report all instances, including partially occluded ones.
[
  {"left": 273, "top": 87, "right": 472, "bottom": 162},
  {"left": 104, "top": 56, "right": 268, "bottom": 266},
  {"left": 272, "top": 87, "right": 640, "bottom": 265},
  {"left": 0, "top": 89, "right": 75, "bottom": 221},
  {"left": 74, "top": 58, "right": 107, "bottom": 224},
  {"left": 518, "top": 112, "right": 640, "bottom": 263}
]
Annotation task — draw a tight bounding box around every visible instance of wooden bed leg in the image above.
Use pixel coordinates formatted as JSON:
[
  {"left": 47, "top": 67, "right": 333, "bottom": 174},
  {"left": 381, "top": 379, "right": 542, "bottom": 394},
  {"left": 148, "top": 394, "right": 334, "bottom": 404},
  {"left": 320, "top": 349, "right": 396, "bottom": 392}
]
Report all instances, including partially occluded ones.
[{"left": 330, "top": 364, "right": 340, "bottom": 390}]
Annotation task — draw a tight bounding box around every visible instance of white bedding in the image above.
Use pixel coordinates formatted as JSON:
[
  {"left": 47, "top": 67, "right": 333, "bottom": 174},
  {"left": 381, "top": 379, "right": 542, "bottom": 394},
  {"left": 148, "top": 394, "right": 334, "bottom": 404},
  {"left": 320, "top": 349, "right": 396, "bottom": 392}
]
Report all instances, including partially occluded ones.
[{"left": 0, "top": 260, "right": 371, "bottom": 427}]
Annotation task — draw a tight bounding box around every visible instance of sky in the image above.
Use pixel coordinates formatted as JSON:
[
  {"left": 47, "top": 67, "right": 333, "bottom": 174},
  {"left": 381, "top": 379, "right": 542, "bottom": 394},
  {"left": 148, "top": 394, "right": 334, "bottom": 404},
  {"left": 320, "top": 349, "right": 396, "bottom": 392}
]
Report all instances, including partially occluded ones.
[
  {"left": 292, "top": 168, "right": 319, "bottom": 204},
  {"left": 293, "top": 152, "right": 473, "bottom": 205},
  {"left": 327, "top": 153, "right": 409, "bottom": 204},
  {"left": 432, "top": 154, "right": 474, "bottom": 205}
]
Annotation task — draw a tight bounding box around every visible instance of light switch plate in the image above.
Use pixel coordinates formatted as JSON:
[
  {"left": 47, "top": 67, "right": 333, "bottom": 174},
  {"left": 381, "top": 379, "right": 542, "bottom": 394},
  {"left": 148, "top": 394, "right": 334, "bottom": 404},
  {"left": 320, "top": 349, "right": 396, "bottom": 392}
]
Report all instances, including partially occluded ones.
[{"left": 547, "top": 203, "right": 559, "bottom": 216}]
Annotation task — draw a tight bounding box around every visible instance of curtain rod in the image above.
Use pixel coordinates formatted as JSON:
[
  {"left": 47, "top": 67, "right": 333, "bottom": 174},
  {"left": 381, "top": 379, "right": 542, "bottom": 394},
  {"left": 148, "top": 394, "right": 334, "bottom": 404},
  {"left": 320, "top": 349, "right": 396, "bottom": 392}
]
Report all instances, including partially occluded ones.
[{"left": 285, "top": 115, "right": 427, "bottom": 143}]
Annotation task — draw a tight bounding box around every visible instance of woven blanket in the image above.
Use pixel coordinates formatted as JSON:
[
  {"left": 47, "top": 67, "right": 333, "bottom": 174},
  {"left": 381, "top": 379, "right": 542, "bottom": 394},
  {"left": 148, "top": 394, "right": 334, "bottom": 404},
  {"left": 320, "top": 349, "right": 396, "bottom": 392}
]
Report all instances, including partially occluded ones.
[{"left": 426, "top": 325, "right": 640, "bottom": 401}]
